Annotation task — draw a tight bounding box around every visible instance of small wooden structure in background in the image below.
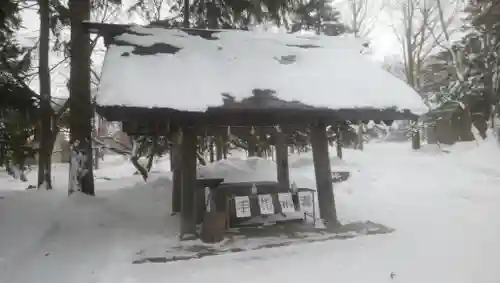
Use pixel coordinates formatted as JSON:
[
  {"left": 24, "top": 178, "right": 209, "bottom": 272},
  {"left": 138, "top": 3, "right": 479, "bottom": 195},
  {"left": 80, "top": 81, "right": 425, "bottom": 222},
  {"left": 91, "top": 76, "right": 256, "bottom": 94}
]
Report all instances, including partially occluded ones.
[
  {"left": 83, "top": 22, "right": 425, "bottom": 241},
  {"left": 422, "top": 101, "right": 465, "bottom": 145}
]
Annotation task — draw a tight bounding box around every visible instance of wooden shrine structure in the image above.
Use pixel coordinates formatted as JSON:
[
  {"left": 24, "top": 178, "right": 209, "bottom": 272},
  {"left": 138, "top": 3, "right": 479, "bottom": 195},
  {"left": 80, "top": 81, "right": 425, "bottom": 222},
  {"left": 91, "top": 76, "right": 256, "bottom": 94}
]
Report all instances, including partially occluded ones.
[{"left": 83, "top": 22, "right": 424, "bottom": 241}]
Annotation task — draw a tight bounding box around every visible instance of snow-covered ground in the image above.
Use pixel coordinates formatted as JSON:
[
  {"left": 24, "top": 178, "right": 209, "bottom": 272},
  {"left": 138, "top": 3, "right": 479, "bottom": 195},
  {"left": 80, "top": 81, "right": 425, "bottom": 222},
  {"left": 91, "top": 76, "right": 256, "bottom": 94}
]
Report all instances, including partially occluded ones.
[{"left": 1, "top": 140, "right": 500, "bottom": 283}]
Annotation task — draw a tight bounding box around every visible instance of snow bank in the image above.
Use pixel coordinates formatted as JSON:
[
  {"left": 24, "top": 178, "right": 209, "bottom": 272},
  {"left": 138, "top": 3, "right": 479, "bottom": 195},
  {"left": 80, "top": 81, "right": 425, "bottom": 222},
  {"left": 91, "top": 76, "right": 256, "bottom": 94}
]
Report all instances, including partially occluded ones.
[
  {"left": 97, "top": 26, "right": 427, "bottom": 115},
  {"left": 0, "top": 175, "right": 177, "bottom": 283},
  {"left": 3, "top": 140, "right": 500, "bottom": 283},
  {"left": 0, "top": 191, "right": 67, "bottom": 265}
]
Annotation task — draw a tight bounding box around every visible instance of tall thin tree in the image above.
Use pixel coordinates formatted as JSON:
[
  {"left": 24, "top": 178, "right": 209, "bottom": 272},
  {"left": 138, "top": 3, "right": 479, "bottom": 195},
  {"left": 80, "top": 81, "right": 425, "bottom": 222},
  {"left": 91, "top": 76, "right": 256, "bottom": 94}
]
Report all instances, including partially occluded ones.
[
  {"left": 38, "top": 0, "right": 53, "bottom": 190},
  {"left": 69, "top": 0, "right": 94, "bottom": 195}
]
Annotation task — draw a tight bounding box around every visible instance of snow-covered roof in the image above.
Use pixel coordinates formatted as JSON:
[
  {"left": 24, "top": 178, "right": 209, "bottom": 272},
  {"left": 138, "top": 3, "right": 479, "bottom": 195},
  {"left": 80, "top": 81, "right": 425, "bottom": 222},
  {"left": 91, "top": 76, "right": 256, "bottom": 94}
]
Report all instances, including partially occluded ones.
[{"left": 96, "top": 25, "right": 427, "bottom": 116}]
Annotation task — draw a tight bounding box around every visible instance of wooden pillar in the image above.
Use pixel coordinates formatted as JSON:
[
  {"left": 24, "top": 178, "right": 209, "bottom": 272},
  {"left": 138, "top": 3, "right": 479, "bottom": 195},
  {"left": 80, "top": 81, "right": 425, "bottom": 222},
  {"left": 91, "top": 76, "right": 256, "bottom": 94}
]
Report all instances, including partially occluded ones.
[
  {"left": 180, "top": 126, "right": 198, "bottom": 239},
  {"left": 171, "top": 133, "right": 182, "bottom": 213},
  {"left": 411, "top": 120, "right": 421, "bottom": 150},
  {"left": 274, "top": 126, "right": 290, "bottom": 191},
  {"left": 412, "top": 130, "right": 421, "bottom": 149},
  {"left": 310, "top": 122, "right": 338, "bottom": 228}
]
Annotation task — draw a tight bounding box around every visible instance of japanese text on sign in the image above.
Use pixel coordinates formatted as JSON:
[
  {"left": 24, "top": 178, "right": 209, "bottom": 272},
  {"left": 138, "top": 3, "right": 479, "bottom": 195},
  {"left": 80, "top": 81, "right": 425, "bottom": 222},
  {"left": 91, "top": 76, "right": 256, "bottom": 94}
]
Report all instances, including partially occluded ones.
[
  {"left": 298, "top": 191, "right": 314, "bottom": 211},
  {"left": 258, "top": 194, "right": 275, "bottom": 215},
  {"left": 278, "top": 193, "right": 296, "bottom": 213},
  {"left": 234, "top": 196, "right": 252, "bottom": 218}
]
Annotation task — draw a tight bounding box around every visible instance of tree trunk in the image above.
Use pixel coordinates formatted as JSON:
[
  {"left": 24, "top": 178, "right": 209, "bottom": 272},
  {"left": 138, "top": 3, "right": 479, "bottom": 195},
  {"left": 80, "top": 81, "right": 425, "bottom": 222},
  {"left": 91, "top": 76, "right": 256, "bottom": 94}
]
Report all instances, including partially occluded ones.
[
  {"left": 130, "top": 140, "right": 149, "bottom": 181},
  {"left": 145, "top": 137, "right": 157, "bottom": 172},
  {"left": 356, "top": 122, "right": 364, "bottom": 151},
  {"left": 459, "top": 105, "right": 475, "bottom": 141},
  {"left": 412, "top": 128, "right": 421, "bottom": 150},
  {"left": 183, "top": 0, "right": 189, "bottom": 27},
  {"left": 69, "top": 0, "right": 94, "bottom": 195},
  {"left": 222, "top": 133, "right": 228, "bottom": 159},
  {"left": 208, "top": 137, "right": 215, "bottom": 163},
  {"left": 215, "top": 136, "right": 223, "bottom": 160},
  {"left": 131, "top": 155, "right": 148, "bottom": 181},
  {"left": 38, "top": 0, "right": 52, "bottom": 190},
  {"left": 207, "top": 0, "right": 219, "bottom": 29},
  {"left": 247, "top": 134, "right": 258, "bottom": 157},
  {"left": 335, "top": 125, "right": 343, "bottom": 159},
  {"left": 315, "top": 0, "right": 324, "bottom": 35}
]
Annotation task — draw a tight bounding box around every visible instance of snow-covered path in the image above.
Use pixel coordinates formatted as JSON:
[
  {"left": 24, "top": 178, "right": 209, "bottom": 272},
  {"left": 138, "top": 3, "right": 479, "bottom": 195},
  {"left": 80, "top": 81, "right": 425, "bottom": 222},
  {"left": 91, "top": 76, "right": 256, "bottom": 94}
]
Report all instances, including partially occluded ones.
[{"left": 1, "top": 141, "right": 500, "bottom": 283}]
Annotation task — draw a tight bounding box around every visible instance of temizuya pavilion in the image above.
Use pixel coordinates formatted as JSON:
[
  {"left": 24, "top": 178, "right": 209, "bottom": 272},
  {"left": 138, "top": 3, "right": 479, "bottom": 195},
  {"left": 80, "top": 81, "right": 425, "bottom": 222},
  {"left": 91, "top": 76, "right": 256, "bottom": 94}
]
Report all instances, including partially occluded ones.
[{"left": 83, "top": 22, "right": 427, "bottom": 239}]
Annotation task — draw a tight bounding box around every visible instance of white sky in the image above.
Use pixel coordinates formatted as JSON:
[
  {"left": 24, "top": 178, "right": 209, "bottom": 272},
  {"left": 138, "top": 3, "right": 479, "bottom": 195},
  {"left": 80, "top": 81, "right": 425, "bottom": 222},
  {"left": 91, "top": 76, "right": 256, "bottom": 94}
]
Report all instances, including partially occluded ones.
[
  {"left": 333, "top": 0, "right": 397, "bottom": 60},
  {"left": 336, "top": 0, "right": 467, "bottom": 61}
]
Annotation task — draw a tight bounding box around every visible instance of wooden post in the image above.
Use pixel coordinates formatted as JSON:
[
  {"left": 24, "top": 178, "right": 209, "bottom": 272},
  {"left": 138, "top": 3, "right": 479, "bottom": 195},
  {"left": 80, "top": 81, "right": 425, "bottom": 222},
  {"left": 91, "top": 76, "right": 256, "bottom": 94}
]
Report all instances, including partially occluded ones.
[
  {"left": 310, "top": 122, "right": 339, "bottom": 228},
  {"left": 180, "top": 126, "right": 198, "bottom": 239},
  {"left": 274, "top": 126, "right": 290, "bottom": 191},
  {"left": 412, "top": 126, "right": 421, "bottom": 150},
  {"left": 171, "top": 132, "right": 182, "bottom": 213}
]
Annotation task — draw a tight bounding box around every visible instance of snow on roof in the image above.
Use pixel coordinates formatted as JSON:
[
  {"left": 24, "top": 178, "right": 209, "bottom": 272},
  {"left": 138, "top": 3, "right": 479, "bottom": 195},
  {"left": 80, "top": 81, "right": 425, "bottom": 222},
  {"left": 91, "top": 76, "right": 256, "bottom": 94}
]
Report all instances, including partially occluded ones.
[{"left": 97, "top": 26, "right": 427, "bottom": 115}]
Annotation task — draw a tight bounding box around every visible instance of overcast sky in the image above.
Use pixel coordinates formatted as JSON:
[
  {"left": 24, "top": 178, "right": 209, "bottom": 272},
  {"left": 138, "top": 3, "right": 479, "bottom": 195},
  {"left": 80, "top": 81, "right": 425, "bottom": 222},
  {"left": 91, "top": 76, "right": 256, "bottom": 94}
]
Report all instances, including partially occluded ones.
[{"left": 334, "top": 0, "right": 396, "bottom": 60}]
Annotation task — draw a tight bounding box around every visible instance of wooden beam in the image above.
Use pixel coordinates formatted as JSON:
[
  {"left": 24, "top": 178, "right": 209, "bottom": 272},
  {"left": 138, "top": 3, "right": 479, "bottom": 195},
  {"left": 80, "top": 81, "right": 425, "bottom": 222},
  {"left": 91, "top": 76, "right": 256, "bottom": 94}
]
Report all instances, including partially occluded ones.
[
  {"left": 180, "top": 126, "right": 198, "bottom": 239},
  {"left": 310, "top": 122, "right": 338, "bottom": 228}
]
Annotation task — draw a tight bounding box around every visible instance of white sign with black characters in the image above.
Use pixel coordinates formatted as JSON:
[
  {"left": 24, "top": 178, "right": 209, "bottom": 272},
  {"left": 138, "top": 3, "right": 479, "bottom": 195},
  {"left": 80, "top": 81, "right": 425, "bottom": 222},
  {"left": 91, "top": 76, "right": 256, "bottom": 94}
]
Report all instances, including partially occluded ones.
[
  {"left": 278, "top": 193, "right": 296, "bottom": 213},
  {"left": 258, "top": 194, "right": 275, "bottom": 215},
  {"left": 298, "top": 191, "right": 314, "bottom": 211},
  {"left": 234, "top": 196, "right": 252, "bottom": 218}
]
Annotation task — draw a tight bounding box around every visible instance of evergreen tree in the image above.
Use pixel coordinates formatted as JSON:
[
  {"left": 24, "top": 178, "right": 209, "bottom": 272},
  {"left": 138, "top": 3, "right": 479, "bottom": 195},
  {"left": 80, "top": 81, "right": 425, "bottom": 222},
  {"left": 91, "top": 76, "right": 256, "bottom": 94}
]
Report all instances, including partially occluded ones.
[
  {"left": 0, "top": 0, "right": 38, "bottom": 179},
  {"left": 291, "top": 0, "right": 348, "bottom": 36}
]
